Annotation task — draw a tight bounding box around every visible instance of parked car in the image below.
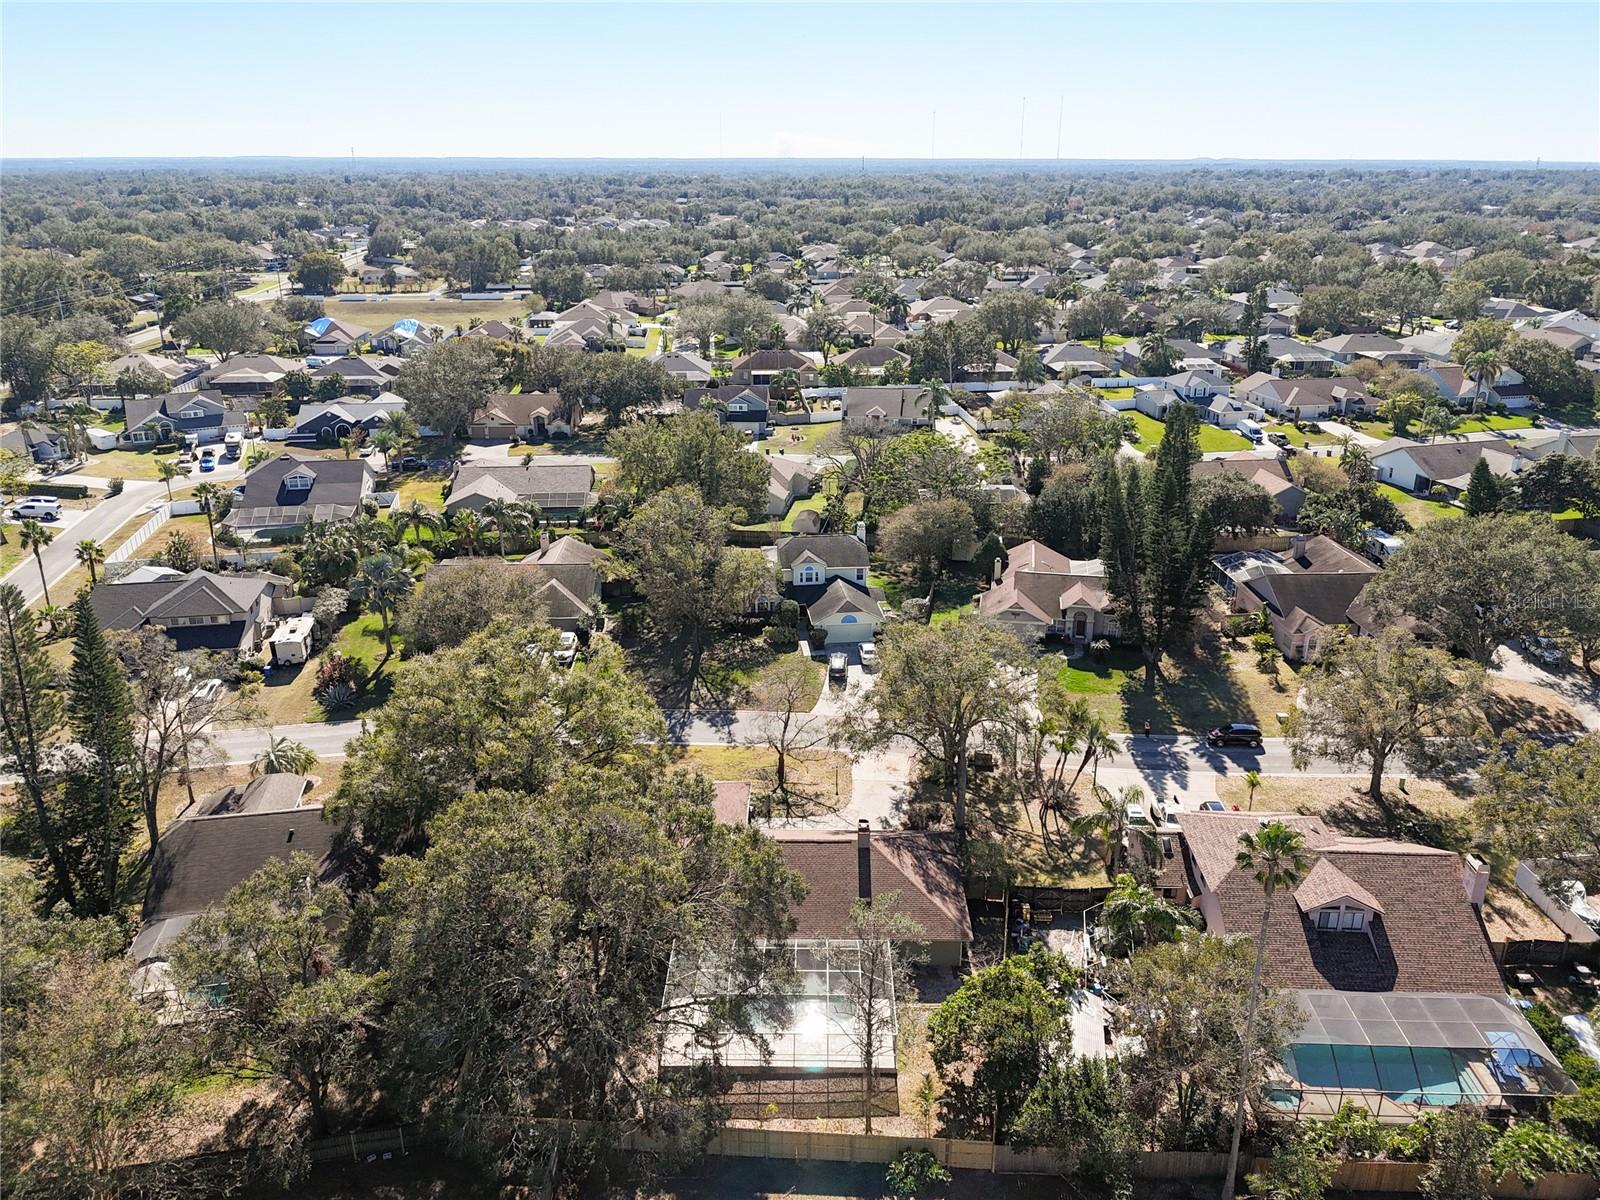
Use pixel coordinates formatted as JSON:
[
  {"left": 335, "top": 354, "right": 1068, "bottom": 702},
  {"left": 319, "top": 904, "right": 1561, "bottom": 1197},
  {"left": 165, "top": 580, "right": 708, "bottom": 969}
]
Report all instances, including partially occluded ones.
[
  {"left": 1525, "top": 637, "right": 1566, "bottom": 668},
  {"left": 1206, "top": 722, "right": 1263, "bottom": 749},
  {"left": 12, "top": 497, "right": 62, "bottom": 520},
  {"left": 224, "top": 431, "right": 243, "bottom": 458},
  {"left": 858, "top": 642, "right": 878, "bottom": 672},
  {"left": 394, "top": 455, "right": 427, "bottom": 473},
  {"left": 198, "top": 451, "right": 216, "bottom": 472},
  {"left": 555, "top": 631, "right": 579, "bottom": 668},
  {"left": 828, "top": 651, "right": 848, "bottom": 682},
  {"left": 1125, "top": 802, "right": 1151, "bottom": 827}
]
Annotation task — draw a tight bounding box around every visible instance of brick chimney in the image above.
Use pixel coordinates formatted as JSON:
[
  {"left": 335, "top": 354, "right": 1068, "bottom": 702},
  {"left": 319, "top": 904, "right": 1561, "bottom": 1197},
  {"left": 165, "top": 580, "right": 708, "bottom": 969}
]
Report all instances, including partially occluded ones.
[
  {"left": 856, "top": 819, "right": 872, "bottom": 904},
  {"left": 1288, "top": 533, "right": 1308, "bottom": 561}
]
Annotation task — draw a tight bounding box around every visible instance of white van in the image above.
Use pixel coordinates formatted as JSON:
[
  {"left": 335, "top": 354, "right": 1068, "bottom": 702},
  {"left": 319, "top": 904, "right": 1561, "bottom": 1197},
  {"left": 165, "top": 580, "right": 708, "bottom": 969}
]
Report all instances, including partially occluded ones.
[
  {"left": 224, "top": 431, "right": 243, "bottom": 457},
  {"left": 12, "top": 497, "right": 63, "bottom": 520}
]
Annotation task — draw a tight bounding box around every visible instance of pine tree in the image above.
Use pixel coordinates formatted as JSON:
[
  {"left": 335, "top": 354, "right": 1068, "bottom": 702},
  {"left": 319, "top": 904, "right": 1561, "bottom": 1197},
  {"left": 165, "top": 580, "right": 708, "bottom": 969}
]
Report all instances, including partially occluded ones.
[
  {"left": 0, "top": 584, "right": 79, "bottom": 913},
  {"left": 60, "top": 593, "right": 139, "bottom": 915},
  {"left": 1464, "top": 459, "right": 1502, "bottom": 517},
  {"left": 1101, "top": 405, "right": 1213, "bottom": 691}
]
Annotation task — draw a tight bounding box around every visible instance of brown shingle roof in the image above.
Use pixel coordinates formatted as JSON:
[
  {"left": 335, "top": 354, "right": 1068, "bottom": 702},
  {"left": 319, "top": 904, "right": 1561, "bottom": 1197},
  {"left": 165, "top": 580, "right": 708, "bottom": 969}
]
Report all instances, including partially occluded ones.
[
  {"left": 1175, "top": 812, "right": 1502, "bottom": 994},
  {"left": 772, "top": 829, "right": 971, "bottom": 943}
]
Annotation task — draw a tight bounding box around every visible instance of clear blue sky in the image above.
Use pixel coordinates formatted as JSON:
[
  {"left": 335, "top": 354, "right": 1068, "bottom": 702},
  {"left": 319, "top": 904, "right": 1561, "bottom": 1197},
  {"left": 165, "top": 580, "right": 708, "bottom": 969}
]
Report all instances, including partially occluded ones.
[{"left": 3, "top": 2, "right": 1596, "bottom": 163}]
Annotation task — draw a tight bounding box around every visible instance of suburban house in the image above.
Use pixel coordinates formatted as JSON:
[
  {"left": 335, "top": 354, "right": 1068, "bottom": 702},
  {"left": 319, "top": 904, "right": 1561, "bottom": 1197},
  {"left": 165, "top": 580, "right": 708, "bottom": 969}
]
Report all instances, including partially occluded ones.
[
  {"left": 688, "top": 384, "right": 771, "bottom": 433},
  {"left": 120, "top": 392, "right": 250, "bottom": 447},
  {"left": 1223, "top": 336, "right": 1339, "bottom": 377},
  {"left": 807, "top": 578, "right": 887, "bottom": 645},
  {"left": 1368, "top": 436, "right": 1529, "bottom": 497},
  {"left": 730, "top": 348, "right": 817, "bottom": 387},
  {"left": 444, "top": 460, "right": 597, "bottom": 516},
  {"left": 199, "top": 353, "right": 301, "bottom": 399},
  {"left": 2, "top": 422, "right": 69, "bottom": 463},
  {"left": 1170, "top": 810, "right": 1573, "bottom": 1118},
  {"left": 841, "top": 385, "right": 933, "bottom": 428},
  {"left": 650, "top": 350, "right": 714, "bottom": 384},
  {"left": 660, "top": 822, "right": 969, "bottom": 1087},
  {"left": 370, "top": 319, "right": 435, "bottom": 357},
  {"left": 766, "top": 457, "right": 819, "bottom": 518},
  {"left": 978, "top": 540, "right": 1119, "bottom": 643},
  {"left": 1414, "top": 362, "right": 1531, "bottom": 410},
  {"left": 223, "top": 454, "right": 375, "bottom": 541},
  {"left": 467, "top": 392, "right": 572, "bottom": 440},
  {"left": 462, "top": 319, "right": 522, "bottom": 341},
  {"left": 426, "top": 534, "right": 603, "bottom": 631},
  {"left": 131, "top": 776, "right": 339, "bottom": 987},
  {"left": 1397, "top": 328, "right": 1458, "bottom": 363},
  {"left": 1042, "top": 342, "right": 1114, "bottom": 378},
  {"left": 305, "top": 317, "right": 369, "bottom": 357},
  {"left": 287, "top": 397, "right": 406, "bottom": 446},
  {"left": 309, "top": 355, "right": 398, "bottom": 397},
  {"left": 102, "top": 352, "right": 205, "bottom": 392},
  {"left": 772, "top": 532, "right": 870, "bottom": 589},
  {"left": 1192, "top": 452, "right": 1307, "bottom": 524},
  {"left": 87, "top": 568, "right": 292, "bottom": 653},
  {"left": 909, "top": 296, "right": 974, "bottom": 325},
  {"left": 1113, "top": 337, "right": 1222, "bottom": 374},
  {"left": 838, "top": 345, "right": 910, "bottom": 377},
  {"left": 1236, "top": 374, "right": 1374, "bottom": 421},
  {"left": 1314, "top": 333, "right": 1426, "bottom": 368},
  {"left": 1219, "top": 534, "right": 1380, "bottom": 661}
]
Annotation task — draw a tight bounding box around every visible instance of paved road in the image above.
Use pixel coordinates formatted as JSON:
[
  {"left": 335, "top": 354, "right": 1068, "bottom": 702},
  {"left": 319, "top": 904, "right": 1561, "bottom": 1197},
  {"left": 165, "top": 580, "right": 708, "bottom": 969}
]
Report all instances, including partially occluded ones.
[
  {"left": 4, "top": 450, "right": 254, "bottom": 605},
  {"left": 4, "top": 479, "right": 164, "bottom": 604}
]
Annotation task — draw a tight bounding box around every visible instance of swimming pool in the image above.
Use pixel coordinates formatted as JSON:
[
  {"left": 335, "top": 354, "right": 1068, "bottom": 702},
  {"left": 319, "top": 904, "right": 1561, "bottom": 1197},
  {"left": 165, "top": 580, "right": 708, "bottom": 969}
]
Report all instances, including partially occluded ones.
[{"left": 1282, "top": 1043, "right": 1487, "bottom": 1106}]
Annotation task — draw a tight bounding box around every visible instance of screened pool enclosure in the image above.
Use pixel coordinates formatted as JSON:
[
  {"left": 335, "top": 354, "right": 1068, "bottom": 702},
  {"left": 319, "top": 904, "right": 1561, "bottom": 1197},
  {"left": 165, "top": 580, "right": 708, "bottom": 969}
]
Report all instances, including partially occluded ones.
[
  {"left": 1268, "top": 990, "right": 1576, "bottom": 1122},
  {"left": 660, "top": 940, "right": 899, "bottom": 1075}
]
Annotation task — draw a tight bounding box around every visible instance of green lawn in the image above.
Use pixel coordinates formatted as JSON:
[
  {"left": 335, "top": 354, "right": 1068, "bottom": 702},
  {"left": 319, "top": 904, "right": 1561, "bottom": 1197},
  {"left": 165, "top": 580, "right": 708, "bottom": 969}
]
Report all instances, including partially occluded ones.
[
  {"left": 1123, "top": 411, "right": 1251, "bottom": 455},
  {"left": 390, "top": 475, "right": 448, "bottom": 510},
  {"left": 1454, "top": 414, "right": 1534, "bottom": 434},
  {"left": 779, "top": 492, "right": 828, "bottom": 532},
  {"left": 1263, "top": 422, "right": 1340, "bottom": 448},
  {"left": 1056, "top": 644, "right": 1300, "bottom": 736},
  {"left": 336, "top": 612, "right": 394, "bottom": 670},
  {"left": 1377, "top": 483, "right": 1463, "bottom": 527},
  {"left": 762, "top": 421, "right": 838, "bottom": 456},
  {"left": 0, "top": 525, "right": 25, "bottom": 578}
]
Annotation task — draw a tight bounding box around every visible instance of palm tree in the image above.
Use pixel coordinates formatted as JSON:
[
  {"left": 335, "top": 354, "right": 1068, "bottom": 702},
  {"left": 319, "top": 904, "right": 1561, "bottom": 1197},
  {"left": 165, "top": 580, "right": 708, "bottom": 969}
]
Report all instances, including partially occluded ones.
[
  {"left": 1420, "top": 401, "right": 1460, "bottom": 442},
  {"left": 1099, "top": 872, "right": 1199, "bottom": 956},
  {"left": 251, "top": 734, "right": 319, "bottom": 778},
  {"left": 19, "top": 520, "right": 55, "bottom": 607},
  {"left": 349, "top": 552, "right": 413, "bottom": 682},
  {"left": 381, "top": 409, "right": 420, "bottom": 457},
  {"left": 1071, "top": 782, "right": 1147, "bottom": 875},
  {"left": 1059, "top": 698, "right": 1119, "bottom": 798},
  {"left": 1243, "top": 769, "right": 1262, "bottom": 811},
  {"left": 1220, "top": 821, "right": 1311, "bottom": 1200},
  {"left": 924, "top": 378, "right": 952, "bottom": 425},
  {"left": 192, "top": 482, "right": 223, "bottom": 569},
  {"left": 75, "top": 539, "right": 106, "bottom": 587},
  {"left": 369, "top": 428, "right": 399, "bottom": 469},
  {"left": 481, "top": 498, "right": 528, "bottom": 557},
  {"left": 394, "top": 500, "right": 438, "bottom": 546},
  {"left": 884, "top": 292, "right": 910, "bottom": 326},
  {"left": 1463, "top": 349, "right": 1504, "bottom": 415},
  {"left": 157, "top": 458, "right": 183, "bottom": 502},
  {"left": 450, "top": 509, "right": 487, "bottom": 556}
]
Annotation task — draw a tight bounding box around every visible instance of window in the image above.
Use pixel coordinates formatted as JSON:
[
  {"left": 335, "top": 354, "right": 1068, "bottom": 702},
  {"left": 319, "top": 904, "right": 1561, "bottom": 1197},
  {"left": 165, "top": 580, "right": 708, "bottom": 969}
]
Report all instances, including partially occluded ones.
[
  {"left": 856, "top": 569, "right": 865, "bottom": 581},
  {"left": 180, "top": 409, "right": 202, "bottom": 420},
  {"left": 1342, "top": 909, "right": 1365, "bottom": 931},
  {"left": 798, "top": 566, "right": 819, "bottom": 584},
  {"left": 1317, "top": 909, "right": 1339, "bottom": 930},
  {"left": 283, "top": 472, "right": 314, "bottom": 491}
]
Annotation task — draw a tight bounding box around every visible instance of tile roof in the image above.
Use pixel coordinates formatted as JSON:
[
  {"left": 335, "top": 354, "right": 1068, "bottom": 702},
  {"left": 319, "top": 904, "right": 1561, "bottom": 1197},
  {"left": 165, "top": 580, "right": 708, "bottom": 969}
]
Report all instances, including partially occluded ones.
[{"left": 1175, "top": 812, "right": 1502, "bottom": 994}]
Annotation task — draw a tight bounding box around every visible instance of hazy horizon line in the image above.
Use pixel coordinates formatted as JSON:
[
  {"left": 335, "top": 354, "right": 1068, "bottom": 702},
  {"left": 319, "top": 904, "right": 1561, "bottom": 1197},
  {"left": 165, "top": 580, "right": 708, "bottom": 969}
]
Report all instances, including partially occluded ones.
[{"left": 5, "top": 155, "right": 1597, "bottom": 171}]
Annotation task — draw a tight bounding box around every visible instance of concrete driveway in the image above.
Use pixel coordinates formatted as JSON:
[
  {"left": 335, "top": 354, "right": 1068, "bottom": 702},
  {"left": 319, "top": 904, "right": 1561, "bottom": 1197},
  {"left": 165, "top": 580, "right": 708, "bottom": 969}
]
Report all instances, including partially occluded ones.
[{"left": 1493, "top": 641, "right": 1600, "bottom": 732}]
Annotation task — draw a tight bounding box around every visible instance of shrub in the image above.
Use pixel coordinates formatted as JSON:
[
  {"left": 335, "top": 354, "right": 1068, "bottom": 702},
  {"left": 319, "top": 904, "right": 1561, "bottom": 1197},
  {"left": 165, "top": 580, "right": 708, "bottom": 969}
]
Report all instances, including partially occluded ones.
[
  {"left": 314, "top": 650, "right": 368, "bottom": 695},
  {"left": 900, "top": 597, "right": 931, "bottom": 623},
  {"left": 1222, "top": 613, "right": 1258, "bottom": 639},
  {"left": 763, "top": 624, "right": 798, "bottom": 651},
  {"left": 235, "top": 661, "right": 264, "bottom": 686},
  {"left": 106, "top": 477, "right": 125, "bottom": 496},
  {"left": 1089, "top": 637, "right": 1111, "bottom": 659},
  {"left": 309, "top": 587, "right": 350, "bottom": 649},
  {"left": 884, "top": 1149, "right": 949, "bottom": 1199},
  {"left": 316, "top": 682, "right": 358, "bottom": 712},
  {"left": 1491, "top": 1121, "right": 1598, "bottom": 1182},
  {"left": 26, "top": 481, "right": 91, "bottom": 499},
  {"left": 776, "top": 599, "right": 801, "bottom": 628},
  {"left": 808, "top": 626, "right": 828, "bottom": 650}
]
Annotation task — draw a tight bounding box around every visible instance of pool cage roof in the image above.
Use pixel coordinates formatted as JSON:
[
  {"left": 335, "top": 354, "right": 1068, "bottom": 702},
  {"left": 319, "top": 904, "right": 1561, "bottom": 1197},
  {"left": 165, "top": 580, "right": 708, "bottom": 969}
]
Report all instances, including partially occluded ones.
[
  {"left": 1269, "top": 990, "right": 1576, "bottom": 1122},
  {"left": 660, "top": 939, "right": 899, "bottom": 1074}
]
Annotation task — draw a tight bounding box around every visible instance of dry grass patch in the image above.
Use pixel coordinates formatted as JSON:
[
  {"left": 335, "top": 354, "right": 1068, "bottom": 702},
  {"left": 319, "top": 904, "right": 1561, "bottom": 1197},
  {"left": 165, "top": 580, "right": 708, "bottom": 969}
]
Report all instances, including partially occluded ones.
[
  {"left": 1216, "top": 775, "right": 1473, "bottom": 851},
  {"left": 672, "top": 744, "right": 852, "bottom": 814}
]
